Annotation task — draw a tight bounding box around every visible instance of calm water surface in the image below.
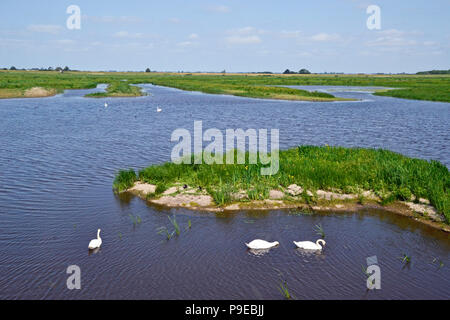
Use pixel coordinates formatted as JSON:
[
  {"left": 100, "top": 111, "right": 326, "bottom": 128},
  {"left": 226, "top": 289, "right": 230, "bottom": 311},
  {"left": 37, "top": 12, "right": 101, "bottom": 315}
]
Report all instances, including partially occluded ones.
[{"left": 0, "top": 85, "right": 448, "bottom": 299}]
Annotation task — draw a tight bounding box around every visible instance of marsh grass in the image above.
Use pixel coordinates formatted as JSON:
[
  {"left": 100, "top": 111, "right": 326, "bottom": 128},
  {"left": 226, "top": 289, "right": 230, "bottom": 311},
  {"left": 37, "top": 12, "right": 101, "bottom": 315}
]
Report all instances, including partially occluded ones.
[
  {"left": 1, "top": 71, "right": 449, "bottom": 102},
  {"left": 132, "top": 146, "right": 449, "bottom": 223},
  {"left": 432, "top": 257, "right": 444, "bottom": 269},
  {"left": 278, "top": 280, "right": 293, "bottom": 300},
  {"left": 185, "top": 219, "right": 192, "bottom": 231},
  {"left": 129, "top": 214, "right": 142, "bottom": 226},
  {"left": 357, "top": 193, "right": 366, "bottom": 205},
  {"left": 362, "top": 265, "right": 370, "bottom": 278},
  {"left": 168, "top": 215, "right": 180, "bottom": 236},
  {"left": 157, "top": 226, "right": 174, "bottom": 240},
  {"left": 314, "top": 224, "right": 325, "bottom": 238},
  {"left": 113, "top": 169, "right": 137, "bottom": 192},
  {"left": 157, "top": 215, "right": 187, "bottom": 240},
  {"left": 85, "top": 81, "right": 145, "bottom": 97},
  {"left": 155, "top": 182, "right": 168, "bottom": 195},
  {"left": 210, "top": 184, "right": 234, "bottom": 205},
  {"left": 272, "top": 268, "right": 295, "bottom": 299},
  {"left": 301, "top": 191, "right": 317, "bottom": 205},
  {"left": 401, "top": 254, "right": 411, "bottom": 264}
]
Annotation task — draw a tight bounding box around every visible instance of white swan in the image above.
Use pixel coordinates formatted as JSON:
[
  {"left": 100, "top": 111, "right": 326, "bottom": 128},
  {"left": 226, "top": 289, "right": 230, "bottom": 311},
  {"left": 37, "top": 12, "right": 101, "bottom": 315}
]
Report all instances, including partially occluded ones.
[
  {"left": 156, "top": 106, "right": 162, "bottom": 112},
  {"left": 245, "top": 239, "right": 279, "bottom": 250},
  {"left": 104, "top": 102, "right": 108, "bottom": 108},
  {"left": 88, "top": 229, "right": 102, "bottom": 249},
  {"left": 293, "top": 239, "right": 325, "bottom": 250}
]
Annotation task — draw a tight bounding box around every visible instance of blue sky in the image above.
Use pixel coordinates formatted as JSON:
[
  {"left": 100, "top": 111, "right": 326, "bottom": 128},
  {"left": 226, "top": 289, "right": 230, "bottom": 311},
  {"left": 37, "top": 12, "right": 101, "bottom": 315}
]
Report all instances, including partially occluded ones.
[{"left": 0, "top": 0, "right": 448, "bottom": 73}]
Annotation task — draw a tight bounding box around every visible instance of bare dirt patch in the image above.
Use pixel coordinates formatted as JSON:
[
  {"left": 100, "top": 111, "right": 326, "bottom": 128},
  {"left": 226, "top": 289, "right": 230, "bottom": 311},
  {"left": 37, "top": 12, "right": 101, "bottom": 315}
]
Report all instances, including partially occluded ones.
[
  {"left": 123, "top": 181, "right": 448, "bottom": 232},
  {"left": 24, "top": 87, "right": 56, "bottom": 98}
]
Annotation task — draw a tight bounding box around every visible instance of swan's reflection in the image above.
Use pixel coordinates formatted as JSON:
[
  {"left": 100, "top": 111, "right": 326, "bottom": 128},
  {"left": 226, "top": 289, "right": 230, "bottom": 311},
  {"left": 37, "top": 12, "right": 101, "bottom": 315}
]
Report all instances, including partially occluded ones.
[
  {"left": 247, "top": 248, "right": 271, "bottom": 256},
  {"left": 88, "top": 247, "right": 101, "bottom": 255},
  {"left": 294, "top": 248, "right": 324, "bottom": 257}
]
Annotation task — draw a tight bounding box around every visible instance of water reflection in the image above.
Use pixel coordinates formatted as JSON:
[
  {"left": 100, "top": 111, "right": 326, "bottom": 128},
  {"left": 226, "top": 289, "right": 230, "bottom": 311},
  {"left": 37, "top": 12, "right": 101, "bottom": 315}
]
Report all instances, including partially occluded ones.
[
  {"left": 247, "top": 248, "right": 272, "bottom": 257},
  {"left": 88, "top": 247, "right": 101, "bottom": 255}
]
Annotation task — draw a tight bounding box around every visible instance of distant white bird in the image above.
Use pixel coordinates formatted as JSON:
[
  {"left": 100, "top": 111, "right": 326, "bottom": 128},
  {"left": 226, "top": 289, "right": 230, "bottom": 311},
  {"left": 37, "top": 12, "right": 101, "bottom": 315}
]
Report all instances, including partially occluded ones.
[
  {"left": 88, "top": 229, "right": 102, "bottom": 249},
  {"left": 293, "top": 239, "right": 325, "bottom": 251},
  {"left": 156, "top": 106, "right": 162, "bottom": 112},
  {"left": 245, "top": 239, "right": 279, "bottom": 250},
  {"left": 104, "top": 102, "right": 108, "bottom": 108}
]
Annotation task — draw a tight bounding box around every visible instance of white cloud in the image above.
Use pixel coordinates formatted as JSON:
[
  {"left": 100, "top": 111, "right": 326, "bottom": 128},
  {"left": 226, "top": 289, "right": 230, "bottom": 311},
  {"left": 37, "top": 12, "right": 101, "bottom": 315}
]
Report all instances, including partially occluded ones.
[
  {"left": 188, "top": 33, "right": 199, "bottom": 40},
  {"left": 310, "top": 33, "right": 341, "bottom": 42},
  {"left": 225, "top": 27, "right": 264, "bottom": 44},
  {"left": 208, "top": 5, "right": 231, "bottom": 13},
  {"left": 54, "top": 39, "right": 76, "bottom": 45},
  {"left": 229, "top": 27, "right": 265, "bottom": 35},
  {"left": 280, "top": 30, "right": 302, "bottom": 38},
  {"left": 177, "top": 41, "right": 193, "bottom": 47},
  {"left": 27, "top": 24, "right": 63, "bottom": 34},
  {"left": 423, "top": 41, "right": 437, "bottom": 46},
  {"left": 364, "top": 29, "right": 425, "bottom": 48},
  {"left": 377, "top": 29, "right": 423, "bottom": 37},
  {"left": 226, "top": 35, "right": 261, "bottom": 44},
  {"left": 114, "top": 31, "right": 144, "bottom": 39},
  {"left": 366, "top": 37, "right": 417, "bottom": 47},
  {"left": 84, "top": 15, "right": 143, "bottom": 23},
  {"left": 365, "top": 30, "right": 419, "bottom": 47},
  {"left": 168, "top": 17, "right": 181, "bottom": 24}
]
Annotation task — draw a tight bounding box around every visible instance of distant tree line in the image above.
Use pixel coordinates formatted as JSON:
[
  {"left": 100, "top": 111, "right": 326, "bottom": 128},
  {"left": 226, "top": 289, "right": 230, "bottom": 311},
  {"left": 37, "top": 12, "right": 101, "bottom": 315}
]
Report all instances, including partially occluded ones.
[
  {"left": 416, "top": 69, "right": 450, "bottom": 75},
  {"left": 283, "top": 68, "right": 311, "bottom": 74},
  {"left": 3, "top": 66, "right": 72, "bottom": 72}
]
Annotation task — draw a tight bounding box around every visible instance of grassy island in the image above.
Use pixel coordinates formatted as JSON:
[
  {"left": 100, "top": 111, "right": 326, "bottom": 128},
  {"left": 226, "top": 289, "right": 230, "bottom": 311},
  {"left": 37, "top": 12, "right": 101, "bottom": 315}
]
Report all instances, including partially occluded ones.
[
  {"left": 114, "top": 146, "right": 449, "bottom": 226},
  {"left": 85, "top": 81, "right": 145, "bottom": 98}
]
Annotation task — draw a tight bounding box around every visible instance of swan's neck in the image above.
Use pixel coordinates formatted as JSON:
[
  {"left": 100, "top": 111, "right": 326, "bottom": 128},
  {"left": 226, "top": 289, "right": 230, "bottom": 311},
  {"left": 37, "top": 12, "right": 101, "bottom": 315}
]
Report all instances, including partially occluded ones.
[
  {"left": 316, "top": 240, "right": 322, "bottom": 247},
  {"left": 97, "top": 230, "right": 101, "bottom": 239}
]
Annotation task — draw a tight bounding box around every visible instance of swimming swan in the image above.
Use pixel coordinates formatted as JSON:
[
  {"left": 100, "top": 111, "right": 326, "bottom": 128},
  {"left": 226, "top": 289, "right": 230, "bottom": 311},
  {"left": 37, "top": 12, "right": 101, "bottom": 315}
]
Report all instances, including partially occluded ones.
[
  {"left": 245, "top": 239, "right": 279, "bottom": 250},
  {"left": 156, "top": 106, "right": 162, "bottom": 112},
  {"left": 104, "top": 103, "right": 108, "bottom": 108},
  {"left": 88, "top": 229, "right": 102, "bottom": 249},
  {"left": 293, "top": 239, "right": 325, "bottom": 250}
]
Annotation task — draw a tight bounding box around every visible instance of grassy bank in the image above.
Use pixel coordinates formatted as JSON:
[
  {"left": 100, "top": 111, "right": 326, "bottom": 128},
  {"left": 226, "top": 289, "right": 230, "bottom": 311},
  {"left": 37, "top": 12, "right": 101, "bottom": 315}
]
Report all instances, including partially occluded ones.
[
  {"left": 142, "top": 74, "right": 450, "bottom": 102},
  {"left": 114, "top": 146, "right": 449, "bottom": 224},
  {"left": 139, "top": 76, "right": 346, "bottom": 101},
  {"left": 2, "top": 70, "right": 449, "bottom": 102}
]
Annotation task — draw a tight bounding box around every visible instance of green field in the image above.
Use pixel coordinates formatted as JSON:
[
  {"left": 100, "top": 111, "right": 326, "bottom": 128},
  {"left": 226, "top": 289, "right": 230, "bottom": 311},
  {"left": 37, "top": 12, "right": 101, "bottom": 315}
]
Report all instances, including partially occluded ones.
[
  {"left": 114, "top": 146, "right": 450, "bottom": 224},
  {"left": 1, "top": 70, "right": 449, "bottom": 102}
]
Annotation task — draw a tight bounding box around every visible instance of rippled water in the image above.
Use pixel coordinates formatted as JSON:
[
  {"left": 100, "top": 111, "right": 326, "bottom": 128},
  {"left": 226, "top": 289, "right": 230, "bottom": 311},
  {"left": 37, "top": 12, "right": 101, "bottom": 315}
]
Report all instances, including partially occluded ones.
[{"left": 0, "top": 85, "right": 448, "bottom": 299}]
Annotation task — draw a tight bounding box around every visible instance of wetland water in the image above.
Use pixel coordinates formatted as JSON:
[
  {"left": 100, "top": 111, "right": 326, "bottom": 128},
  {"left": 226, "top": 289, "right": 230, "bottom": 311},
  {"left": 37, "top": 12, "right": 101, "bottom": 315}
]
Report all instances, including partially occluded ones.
[{"left": 0, "top": 85, "right": 448, "bottom": 299}]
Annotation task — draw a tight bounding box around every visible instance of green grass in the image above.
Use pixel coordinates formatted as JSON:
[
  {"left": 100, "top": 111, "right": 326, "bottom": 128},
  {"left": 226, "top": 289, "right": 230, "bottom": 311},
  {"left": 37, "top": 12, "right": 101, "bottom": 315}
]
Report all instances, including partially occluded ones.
[
  {"left": 157, "top": 226, "right": 174, "bottom": 240},
  {"left": 168, "top": 215, "right": 180, "bottom": 236},
  {"left": 278, "top": 280, "right": 293, "bottom": 300},
  {"left": 85, "top": 81, "right": 145, "bottom": 97},
  {"left": 157, "top": 215, "right": 185, "bottom": 240},
  {"left": 129, "top": 214, "right": 142, "bottom": 226},
  {"left": 113, "top": 169, "right": 137, "bottom": 192},
  {"left": 314, "top": 224, "right": 325, "bottom": 238},
  {"left": 130, "top": 146, "right": 449, "bottom": 223},
  {"left": 138, "top": 76, "right": 345, "bottom": 101},
  {"left": 2, "top": 70, "right": 449, "bottom": 102},
  {"left": 401, "top": 254, "right": 411, "bottom": 264}
]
